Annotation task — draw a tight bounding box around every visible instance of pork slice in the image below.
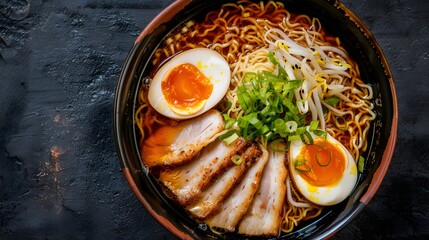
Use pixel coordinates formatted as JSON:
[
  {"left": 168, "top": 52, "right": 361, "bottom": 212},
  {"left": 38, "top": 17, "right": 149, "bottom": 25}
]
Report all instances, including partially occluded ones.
[
  {"left": 186, "top": 144, "right": 262, "bottom": 219},
  {"left": 237, "top": 143, "right": 287, "bottom": 237},
  {"left": 206, "top": 146, "right": 269, "bottom": 232},
  {"left": 159, "top": 138, "right": 247, "bottom": 205},
  {"left": 141, "top": 109, "right": 224, "bottom": 168}
]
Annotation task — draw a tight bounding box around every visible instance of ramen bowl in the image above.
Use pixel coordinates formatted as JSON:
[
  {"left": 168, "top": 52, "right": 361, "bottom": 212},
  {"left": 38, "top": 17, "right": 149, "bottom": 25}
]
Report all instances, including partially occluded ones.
[{"left": 113, "top": 0, "right": 398, "bottom": 239}]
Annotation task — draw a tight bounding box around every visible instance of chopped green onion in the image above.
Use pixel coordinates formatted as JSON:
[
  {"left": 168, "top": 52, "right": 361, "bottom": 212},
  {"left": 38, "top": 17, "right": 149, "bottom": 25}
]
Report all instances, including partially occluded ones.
[
  {"left": 222, "top": 113, "right": 230, "bottom": 121},
  {"left": 273, "top": 119, "right": 285, "bottom": 135},
  {"left": 220, "top": 51, "right": 313, "bottom": 143},
  {"left": 335, "top": 115, "right": 348, "bottom": 130},
  {"left": 219, "top": 130, "right": 239, "bottom": 145},
  {"left": 293, "top": 158, "right": 312, "bottom": 173},
  {"left": 268, "top": 51, "right": 278, "bottom": 65},
  {"left": 224, "top": 133, "right": 239, "bottom": 145},
  {"left": 269, "top": 138, "right": 287, "bottom": 152},
  {"left": 285, "top": 121, "right": 298, "bottom": 133},
  {"left": 358, "top": 156, "right": 365, "bottom": 173},
  {"left": 296, "top": 126, "right": 307, "bottom": 135},
  {"left": 223, "top": 114, "right": 237, "bottom": 129},
  {"left": 283, "top": 80, "right": 303, "bottom": 92},
  {"left": 231, "top": 155, "right": 243, "bottom": 165},
  {"left": 288, "top": 134, "right": 301, "bottom": 142},
  {"left": 300, "top": 131, "right": 314, "bottom": 145},
  {"left": 313, "top": 129, "right": 327, "bottom": 143},
  {"left": 258, "top": 125, "right": 270, "bottom": 135},
  {"left": 309, "top": 120, "right": 319, "bottom": 131},
  {"left": 224, "top": 119, "right": 236, "bottom": 129},
  {"left": 248, "top": 116, "right": 263, "bottom": 130},
  {"left": 264, "top": 130, "right": 275, "bottom": 141},
  {"left": 313, "top": 129, "right": 326, "bottom": 137},
  {"left": 242, "top": 72, "right": 257, "bottom": 82},
  {"left": 325, "top": 97, "right": 341, "bottom": 105},
  {"left": 315, "top": 147, "right": 332, "bottom": 167}
]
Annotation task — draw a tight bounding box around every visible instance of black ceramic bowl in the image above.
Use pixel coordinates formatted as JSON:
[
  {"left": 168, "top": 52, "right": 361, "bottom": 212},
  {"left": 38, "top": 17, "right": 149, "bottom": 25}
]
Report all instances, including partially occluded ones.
[{"left": 114, "top": 0, "right": 398, "bottom": 239}]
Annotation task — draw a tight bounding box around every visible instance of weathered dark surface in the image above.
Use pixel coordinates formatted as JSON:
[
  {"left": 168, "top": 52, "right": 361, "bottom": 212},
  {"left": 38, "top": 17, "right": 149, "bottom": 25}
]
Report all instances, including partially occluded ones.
[{"left": 0, "top": 0, "right": 427, "bottom": 239}]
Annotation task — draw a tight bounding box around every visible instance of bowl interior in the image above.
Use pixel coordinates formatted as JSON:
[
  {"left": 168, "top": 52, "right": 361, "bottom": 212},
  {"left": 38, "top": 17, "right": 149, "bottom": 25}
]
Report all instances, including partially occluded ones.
[{"left": 114, "top": 0, "right": 396, "bottom": 239}]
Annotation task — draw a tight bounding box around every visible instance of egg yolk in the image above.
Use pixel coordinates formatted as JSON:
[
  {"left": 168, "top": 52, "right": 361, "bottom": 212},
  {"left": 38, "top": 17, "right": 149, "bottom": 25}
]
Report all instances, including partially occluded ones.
[
  {"left": 297, "top": 138, "right": 346, "bottom": 187},
  {"left": 161, "top": 63, "right": 213, "bottom": 113}
]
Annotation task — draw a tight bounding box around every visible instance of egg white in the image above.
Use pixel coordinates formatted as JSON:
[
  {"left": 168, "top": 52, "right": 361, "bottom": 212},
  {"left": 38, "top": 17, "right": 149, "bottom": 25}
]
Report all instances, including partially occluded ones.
[
  {"left": 148, "top": 48, "right": 231, "bottom": 119},
  {"left": 289, "top": 131, "right": 358, "bottom": 206}
]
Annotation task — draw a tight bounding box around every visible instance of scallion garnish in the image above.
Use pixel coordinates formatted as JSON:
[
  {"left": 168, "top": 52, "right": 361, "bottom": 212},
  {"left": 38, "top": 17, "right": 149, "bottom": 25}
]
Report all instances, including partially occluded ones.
[
  {"left": 285, "top": 121, "right": 298, "bottom": 133},
  {"left": 315, "top": 147, "right": 332, "bottom": 167},
  {"left": 358, "top": 156, "right": 365, "bottom": 173},
  {"left": 325, "top": 97, "right": 341, "bottom": 105},
  {"left": 313, "top": 129, "right": 328, "bottom": 145},
  {"left": 233, "top": 61, "right": 305, "bottom": 142},
  {"left": 335, "top": 115, "right": 348, "bottom": 130},
  {"left": 300, "top": 131, "right": 314, "bottom": 145},
  {"left": 231, "top": 155, "right": 243, "bottom": 165},
  {"left": 293, "top": 158, "right": 312, "bottom": 173},
  {"left": 268, "top": 51, "right": 278, "bottom": 65},
  {"left": 269, "top": 138, "right": 287, "bottom": 152},
  {"left": 219, "top": 51, "right": 329, "bottom": 146},
  {"left": 288, "top": 134, "right": 301, "bottom": 142},
  {"left": 309, "top": 120, "right": 319, "bottom": 131},
  {"left": 219, "top": 129, "right": 240, "bottom": 145}
]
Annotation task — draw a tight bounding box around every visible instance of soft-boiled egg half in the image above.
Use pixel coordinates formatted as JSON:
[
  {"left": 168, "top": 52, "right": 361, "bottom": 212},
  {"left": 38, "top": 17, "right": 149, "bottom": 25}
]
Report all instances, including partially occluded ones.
[
  {"left": 148, "top": 48, "right": 230, "bottom": 119},
  {"left": 289, "top": 131, "right": 358, "bottom": 206}
]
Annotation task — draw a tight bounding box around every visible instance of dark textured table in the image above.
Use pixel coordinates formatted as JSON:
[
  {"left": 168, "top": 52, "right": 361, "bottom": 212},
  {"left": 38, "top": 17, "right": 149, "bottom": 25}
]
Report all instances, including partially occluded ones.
[{"left": 1, "top": 0, "right": 428, "bottom": 239}]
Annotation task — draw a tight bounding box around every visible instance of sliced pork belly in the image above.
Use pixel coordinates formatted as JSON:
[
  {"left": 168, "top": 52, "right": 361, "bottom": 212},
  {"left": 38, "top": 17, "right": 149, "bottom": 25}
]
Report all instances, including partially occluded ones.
[
  {"left": 186, "top": 144, "right": 262, "bottom": 219},
  {"left": 238, "top": 143, "right": 287, "bottom": 237},
  {"left": 141, "top": 109, "right": 223, "bottom": 168},
  {"left": 206, "top": 146, "right": 269, "bottom": 232},
  {"left": 159, "top": 138, "right": 247, "bottom": 205}
]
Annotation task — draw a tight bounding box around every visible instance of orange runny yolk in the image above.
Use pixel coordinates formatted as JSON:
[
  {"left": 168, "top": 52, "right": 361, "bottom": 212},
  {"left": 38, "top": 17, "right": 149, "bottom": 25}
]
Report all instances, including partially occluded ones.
[
  {"left": 297, "top": 138, "right": 346, "bottom": 187},
  {"left": 161, "top": 63, "right": 213, "bottom": 111}
]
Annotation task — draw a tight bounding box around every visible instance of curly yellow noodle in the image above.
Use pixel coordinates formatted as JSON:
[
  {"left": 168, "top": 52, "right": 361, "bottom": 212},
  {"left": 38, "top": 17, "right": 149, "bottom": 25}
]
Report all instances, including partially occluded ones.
[{"left": 282, "top": 181, "right": 323, "bottom": 233}]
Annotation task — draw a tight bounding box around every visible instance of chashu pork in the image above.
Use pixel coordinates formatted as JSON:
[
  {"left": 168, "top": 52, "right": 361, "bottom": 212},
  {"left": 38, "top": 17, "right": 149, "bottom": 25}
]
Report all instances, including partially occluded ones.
[
  {"left": 159, "top": 138, "right": 248, "bottom": 205},
  {"left": 141, "top": 109, "right": 224, "bottom": 168},
  {"left": 238, "top": 142, "right": 287, "bottom": 237},
  {"left": 206, "top": 146, "right": 269, "bottom": 232},
  {"left": 186, "top": 143, "right": 262, "bottom": 219}
]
